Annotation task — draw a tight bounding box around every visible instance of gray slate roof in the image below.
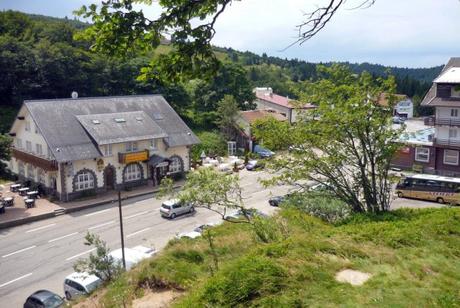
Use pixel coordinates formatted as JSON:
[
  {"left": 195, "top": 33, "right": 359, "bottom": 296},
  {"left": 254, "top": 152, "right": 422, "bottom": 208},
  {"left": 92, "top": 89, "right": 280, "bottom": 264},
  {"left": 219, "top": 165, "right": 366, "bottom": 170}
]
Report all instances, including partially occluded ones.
[
  {"left": 421, "top": 57, "right": 460, "bottom": 106},
  {"left": 24, "top": 95, "right": 200, "bottom": 162},
  {"left": 76, "top": 111, "right": 167, "bottom": 145}
]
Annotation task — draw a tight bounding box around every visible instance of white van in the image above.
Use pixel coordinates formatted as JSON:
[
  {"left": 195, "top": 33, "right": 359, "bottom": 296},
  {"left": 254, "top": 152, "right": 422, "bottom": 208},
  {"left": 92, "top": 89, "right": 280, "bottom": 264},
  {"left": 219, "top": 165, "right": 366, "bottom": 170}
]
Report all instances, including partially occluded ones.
[{"left": 63, "top": 272, "right": 102, "bottom": 300}]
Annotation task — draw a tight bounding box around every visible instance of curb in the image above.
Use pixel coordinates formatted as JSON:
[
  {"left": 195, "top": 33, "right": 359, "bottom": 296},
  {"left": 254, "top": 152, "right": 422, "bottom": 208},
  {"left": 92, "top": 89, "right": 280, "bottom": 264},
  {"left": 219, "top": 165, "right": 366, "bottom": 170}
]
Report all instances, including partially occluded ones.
[{"left": 0, "top": 184, "right": 182, "bottom": 230}]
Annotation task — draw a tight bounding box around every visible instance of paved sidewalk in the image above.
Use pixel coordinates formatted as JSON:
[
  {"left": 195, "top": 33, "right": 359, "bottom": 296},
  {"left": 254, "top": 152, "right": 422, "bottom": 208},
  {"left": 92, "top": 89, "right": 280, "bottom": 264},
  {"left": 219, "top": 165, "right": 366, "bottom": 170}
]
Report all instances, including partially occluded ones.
[{"left": 0, "top": 181, "right": 184, "bottom": 229}]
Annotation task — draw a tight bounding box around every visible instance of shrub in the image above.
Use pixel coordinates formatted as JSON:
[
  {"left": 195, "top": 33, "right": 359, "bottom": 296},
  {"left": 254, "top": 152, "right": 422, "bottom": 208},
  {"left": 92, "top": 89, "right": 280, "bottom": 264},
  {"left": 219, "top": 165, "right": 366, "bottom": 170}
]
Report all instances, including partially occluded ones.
[
  {"left": 252, "top": 216, "right": 289, "bottom": 243},
  {"left": 286, "top": 192, "right": 351, "bottom": 223},
  {"left": 171, "top": 249, "right": 205, "bottom": 264},
  {"left": 198, "top": 255, "right": 286, "bottom": 306}
]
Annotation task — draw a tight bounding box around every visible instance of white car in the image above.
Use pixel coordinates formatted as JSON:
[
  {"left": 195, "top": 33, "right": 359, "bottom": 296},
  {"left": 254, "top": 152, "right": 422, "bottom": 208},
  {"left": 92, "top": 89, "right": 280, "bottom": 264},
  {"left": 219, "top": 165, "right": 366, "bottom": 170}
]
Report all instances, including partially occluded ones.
[
  {"left": 64, "top": 272, "right": 102, "bottom": 300},
  {"left": 176, "top": 223, "right": 217, "bottom": 239},
  {"left": 110, "top": 246, "right": 156, "bottom": 270}
]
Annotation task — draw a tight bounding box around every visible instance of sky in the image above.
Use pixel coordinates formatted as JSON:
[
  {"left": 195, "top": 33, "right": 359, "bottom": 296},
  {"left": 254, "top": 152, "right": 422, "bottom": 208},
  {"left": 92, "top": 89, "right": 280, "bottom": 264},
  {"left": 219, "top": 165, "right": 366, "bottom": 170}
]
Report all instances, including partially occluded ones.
[{"left": 1, "top": 0, "right": 459, "bottom": 68}]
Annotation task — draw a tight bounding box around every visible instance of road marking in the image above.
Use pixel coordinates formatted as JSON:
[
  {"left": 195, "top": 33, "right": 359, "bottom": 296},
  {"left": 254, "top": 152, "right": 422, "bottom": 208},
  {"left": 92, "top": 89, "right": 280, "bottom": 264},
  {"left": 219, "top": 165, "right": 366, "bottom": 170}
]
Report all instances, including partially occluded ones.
[
  {"left": 84, "top": 208, "right": 111, "bottom": 217},
  {"left": 0, "top": 273, "right": 33, "bottom": 288},
  {"left": 66, "top": 248, "right": 96, "bottom": 261},
  {"left": 88, "top": 220, "right": 115, "bottom": 230},
  {"left": 26, "top": 223, "right": 56, "bottom": 233},
  {"left": 2, "top": 245, "right": 36, "bottom": 258},
  {"left": 125, "top": 210, "right": 149, "bottom": 220},
  {"left": 126, "top": 227, "right": 151, "bottom": 238},
  {"left": 48, "top": 232, "right": 79, "bottom": 243}
]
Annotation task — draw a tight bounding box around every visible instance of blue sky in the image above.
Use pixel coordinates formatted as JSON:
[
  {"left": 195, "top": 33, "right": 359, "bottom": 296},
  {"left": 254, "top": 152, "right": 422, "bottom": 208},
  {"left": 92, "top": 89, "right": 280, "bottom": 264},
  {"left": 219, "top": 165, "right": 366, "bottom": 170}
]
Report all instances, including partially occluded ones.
[{"left": 1, "top": 0, "right": 459, "bottom": 68}]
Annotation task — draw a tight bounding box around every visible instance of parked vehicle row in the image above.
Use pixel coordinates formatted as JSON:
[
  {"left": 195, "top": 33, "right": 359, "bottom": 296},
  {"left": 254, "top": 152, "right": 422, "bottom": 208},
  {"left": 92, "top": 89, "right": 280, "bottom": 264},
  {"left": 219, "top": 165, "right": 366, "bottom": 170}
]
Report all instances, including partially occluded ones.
[{"left": 24, "top": 245, "right": 156, "bottom": 307}]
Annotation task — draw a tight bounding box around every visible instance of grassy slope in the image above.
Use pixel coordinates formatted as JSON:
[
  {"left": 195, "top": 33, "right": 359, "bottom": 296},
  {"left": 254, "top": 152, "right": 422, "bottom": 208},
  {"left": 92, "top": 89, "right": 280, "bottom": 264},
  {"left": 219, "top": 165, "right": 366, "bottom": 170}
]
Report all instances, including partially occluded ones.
[{"left": 90, "top": 207, "right": 460, "bottom": 308}]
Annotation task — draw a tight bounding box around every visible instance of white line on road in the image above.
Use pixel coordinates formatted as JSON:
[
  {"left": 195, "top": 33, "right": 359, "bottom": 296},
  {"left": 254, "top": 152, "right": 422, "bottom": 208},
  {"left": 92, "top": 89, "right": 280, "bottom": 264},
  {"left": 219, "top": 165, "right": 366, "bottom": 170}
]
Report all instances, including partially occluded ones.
[
  {"left": 0, "top": 273, "right": 33, "bottom": 288},
  {"left": 126, "top": 227, "right": 151, "bottom": 238},
  {"left": 84, "top": 208, "right": 111, "bottom": 217},
  {"left": 48, "top": 232, "right": 79, "bottom": 243},
  {"left": 26, "top": 223, "right": 56, "bottom": 233},
  {"left": 66, "top": 248, "right": 96, "bottom": 261},
  {"left": 2, "top": 246, "right": 36, "bottom": 258},
  {"left": 124, "top": 210, "right": 150, "bottom": 220},
  {"left": 88, "top": 220, "right": 115, "bottom": 230}
]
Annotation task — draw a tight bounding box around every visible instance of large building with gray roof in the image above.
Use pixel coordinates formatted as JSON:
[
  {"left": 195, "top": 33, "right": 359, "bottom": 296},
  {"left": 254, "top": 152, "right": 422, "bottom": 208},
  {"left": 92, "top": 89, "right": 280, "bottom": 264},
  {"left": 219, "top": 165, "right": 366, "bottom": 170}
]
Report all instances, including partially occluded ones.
[{"left": 8, "top": 94, "right": 199, "bottom": 201}]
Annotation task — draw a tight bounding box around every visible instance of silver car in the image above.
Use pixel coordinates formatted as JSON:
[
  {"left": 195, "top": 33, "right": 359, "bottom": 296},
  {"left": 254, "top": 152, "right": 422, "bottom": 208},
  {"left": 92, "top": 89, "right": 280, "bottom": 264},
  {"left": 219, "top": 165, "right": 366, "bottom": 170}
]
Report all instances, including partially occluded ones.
[
  {"left": 64, "top": 272, "right": 102, "bottom": 300},
  {"left": 160, "top": 199, "right": 195, "bottom": 219}
]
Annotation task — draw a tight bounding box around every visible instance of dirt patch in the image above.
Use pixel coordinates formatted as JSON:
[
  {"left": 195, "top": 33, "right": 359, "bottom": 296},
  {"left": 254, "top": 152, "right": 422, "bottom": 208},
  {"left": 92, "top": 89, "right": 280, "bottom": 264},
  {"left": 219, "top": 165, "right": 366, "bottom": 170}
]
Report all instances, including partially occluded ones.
[
  {"left": 133, "top": 290, "right": 182, "bottom": 308},
  {"left": 72, "top": 289, "right": 107, "bottom": 308},
  {"left": 335, "top": 269, "right": 372, "bottom": 286}
]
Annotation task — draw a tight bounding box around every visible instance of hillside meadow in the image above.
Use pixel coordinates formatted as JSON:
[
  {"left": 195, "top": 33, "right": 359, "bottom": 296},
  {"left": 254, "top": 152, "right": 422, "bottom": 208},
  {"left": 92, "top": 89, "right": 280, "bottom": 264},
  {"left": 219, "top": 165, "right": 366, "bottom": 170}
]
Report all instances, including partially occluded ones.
[{"left": 74, "top": 206, "right": 460, "bottom": 307}]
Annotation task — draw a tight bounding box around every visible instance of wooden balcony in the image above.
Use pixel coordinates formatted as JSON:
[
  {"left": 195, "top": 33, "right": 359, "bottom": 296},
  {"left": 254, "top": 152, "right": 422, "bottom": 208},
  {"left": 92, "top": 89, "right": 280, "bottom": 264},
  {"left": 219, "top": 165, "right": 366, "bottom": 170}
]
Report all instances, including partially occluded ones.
[
  {"left": 118, "top": 149, "right": 149, "bottom": 164},
  {"left": 12, "top": 148, "right": 58, "bottom": 171},
  {"left": 434, "top": 138, "right": 460, "bottom": 148},
  {"left": 435, "top": 117, "right": 460, "bottom": 126}
]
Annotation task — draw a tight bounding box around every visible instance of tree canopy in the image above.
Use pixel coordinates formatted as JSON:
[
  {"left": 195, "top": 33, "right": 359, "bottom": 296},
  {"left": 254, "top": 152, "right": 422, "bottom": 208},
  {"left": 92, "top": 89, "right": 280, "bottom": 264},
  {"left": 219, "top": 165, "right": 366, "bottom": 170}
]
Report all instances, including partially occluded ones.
[{"left": 263, "top": 65, "right": 401, "bottom": 213}]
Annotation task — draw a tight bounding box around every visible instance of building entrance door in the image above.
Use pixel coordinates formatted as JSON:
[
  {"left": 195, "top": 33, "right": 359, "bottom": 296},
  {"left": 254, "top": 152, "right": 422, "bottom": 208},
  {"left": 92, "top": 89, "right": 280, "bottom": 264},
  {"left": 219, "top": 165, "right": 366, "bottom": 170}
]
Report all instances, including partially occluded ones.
[
  {"left": 152, "top": 162, "right": 169, "bottom": 186},
  {"left": 104, "top": 165, "right": 115, "bottom": 190}
]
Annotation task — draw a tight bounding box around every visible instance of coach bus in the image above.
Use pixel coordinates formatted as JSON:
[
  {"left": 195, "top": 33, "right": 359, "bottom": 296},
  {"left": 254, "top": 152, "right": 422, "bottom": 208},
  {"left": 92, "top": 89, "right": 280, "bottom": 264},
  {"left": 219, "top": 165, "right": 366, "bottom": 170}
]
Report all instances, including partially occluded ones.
[{"left": 395, "top": 174, "right": 460, "bottom": 205}]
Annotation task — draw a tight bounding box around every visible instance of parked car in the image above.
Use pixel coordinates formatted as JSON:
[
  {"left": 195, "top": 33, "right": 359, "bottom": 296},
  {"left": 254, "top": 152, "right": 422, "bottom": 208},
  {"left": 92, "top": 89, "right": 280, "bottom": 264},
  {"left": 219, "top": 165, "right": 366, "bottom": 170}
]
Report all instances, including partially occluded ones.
[
  {"left": 160, "top": 199, "right": 195, "bottom": 219},
  {"left": 64, "top": 272, "right": 102, "bottom": 301},
  {"left": 268, "top": 195, "right": 287, "bottom": 207},
  {"left": 224, "top": 208, "right": 268, "bottom": 220},
  {"left": 110, "top": 246, "right": 156, "bottom": 270},
  {"left": 308, "top": 182, "right": 332, "bottom": 192},
  {"left": 392, "top": 116, "right": 406, "bottom": 124},
  {"left": 176, "top": 223, "right": 216, "bottom": 239},
  {"left": 246, "top": 160, "right": 261, "bottom": 171},
  {"left": 253, "top": 145, "right": 275, "bottom": 158},
  {"left": 24, "top": 290, "right": 65, "bottom": 308}
]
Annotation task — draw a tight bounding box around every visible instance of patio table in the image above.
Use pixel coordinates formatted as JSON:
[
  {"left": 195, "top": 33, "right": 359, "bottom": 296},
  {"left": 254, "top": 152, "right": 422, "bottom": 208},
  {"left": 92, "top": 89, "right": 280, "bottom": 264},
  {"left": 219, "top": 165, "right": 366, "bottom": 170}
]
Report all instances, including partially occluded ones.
[
  {"left": 18, "top": 187, "right": 30, "bottom": 196},
  {"left": 25, "top": 198, "right": 35, "bottom": 208},
  {"left": 3, "top": 197, "right": 14, "bottom": 207},
  {"left": 10, "top": 184, "right": 21, "bottom": 192},
  {"left": 26, "top": 191, "right": 39, "bottom": 199}
]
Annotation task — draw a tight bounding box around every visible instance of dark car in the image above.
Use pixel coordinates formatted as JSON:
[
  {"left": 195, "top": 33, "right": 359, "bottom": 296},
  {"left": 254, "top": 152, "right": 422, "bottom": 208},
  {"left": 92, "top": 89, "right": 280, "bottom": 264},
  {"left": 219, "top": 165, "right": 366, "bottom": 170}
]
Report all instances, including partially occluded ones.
[
  {"left": 269, "top": 195, "right": 286, "bottom": 207},
  {"left": 24, "top": 290, "right": 65, "bottom": 308},
  {"left": 392, "top": 116, "right": 406, "bottom": 124}
]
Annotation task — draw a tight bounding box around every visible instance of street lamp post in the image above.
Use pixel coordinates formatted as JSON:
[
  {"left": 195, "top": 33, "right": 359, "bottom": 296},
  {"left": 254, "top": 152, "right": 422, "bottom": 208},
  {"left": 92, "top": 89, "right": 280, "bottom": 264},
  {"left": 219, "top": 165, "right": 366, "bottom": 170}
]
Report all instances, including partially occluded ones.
[{"left": 118, "top": 190, "right": 126, "bottom": 270}]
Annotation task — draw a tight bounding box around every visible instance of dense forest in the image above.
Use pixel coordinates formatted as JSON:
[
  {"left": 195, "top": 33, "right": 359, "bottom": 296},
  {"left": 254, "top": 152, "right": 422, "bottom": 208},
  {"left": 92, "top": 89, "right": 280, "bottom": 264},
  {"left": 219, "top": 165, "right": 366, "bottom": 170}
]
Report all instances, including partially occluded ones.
[{"left": 0, "top": 11, "right": 442, "bottom": 133}]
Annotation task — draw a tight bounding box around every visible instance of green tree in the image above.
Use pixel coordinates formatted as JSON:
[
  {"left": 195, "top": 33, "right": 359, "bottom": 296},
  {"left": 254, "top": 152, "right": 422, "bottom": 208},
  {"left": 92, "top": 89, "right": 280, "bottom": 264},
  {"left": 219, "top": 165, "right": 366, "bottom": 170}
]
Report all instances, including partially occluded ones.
[
  {"left": 73, "top": 232, "right": 122, "bottom": 281},
  {"left": 264, "top": 65, "right": 401, "bottom": 213},
  {"left": 216, "top": 95, "right": 239, "bottom": 140},
  {"left": 190, "top": 131, "right": 227, "bottom": 161},
  {"left": 75, "top": 1, "right": 377, "bottom": 81},
  {"left": 160, "top": 167, "right": 250, "bottom": 223},
  {"left": 0, "top": 134, "right": 13, "bottom": 177},
  {"left": 251, "top": 117, "right": 292, "bottom": 151}
]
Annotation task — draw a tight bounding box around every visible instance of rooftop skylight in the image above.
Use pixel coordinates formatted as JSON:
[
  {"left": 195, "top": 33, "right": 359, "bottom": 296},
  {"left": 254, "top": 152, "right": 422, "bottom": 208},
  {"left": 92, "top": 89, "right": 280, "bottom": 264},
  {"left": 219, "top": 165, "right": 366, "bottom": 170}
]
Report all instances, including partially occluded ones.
[{"left": 114, "top": 118, "right": 126, "bottom": 123}]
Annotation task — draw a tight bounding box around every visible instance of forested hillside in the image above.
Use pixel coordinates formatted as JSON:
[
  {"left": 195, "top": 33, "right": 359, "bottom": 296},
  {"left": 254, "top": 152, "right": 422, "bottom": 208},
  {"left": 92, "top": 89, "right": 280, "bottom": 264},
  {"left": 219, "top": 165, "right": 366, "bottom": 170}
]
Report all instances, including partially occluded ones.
[{"left": 0, "top": 11, "right": 442, "bottom": 133}]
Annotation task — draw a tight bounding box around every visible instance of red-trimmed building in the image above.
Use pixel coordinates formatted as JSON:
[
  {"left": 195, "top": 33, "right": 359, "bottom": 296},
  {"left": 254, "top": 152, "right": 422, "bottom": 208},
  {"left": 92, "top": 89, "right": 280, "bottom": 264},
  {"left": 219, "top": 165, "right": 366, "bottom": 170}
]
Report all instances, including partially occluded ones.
[{"left": 253, "top": 87, "right": 316, "bottom": 123}]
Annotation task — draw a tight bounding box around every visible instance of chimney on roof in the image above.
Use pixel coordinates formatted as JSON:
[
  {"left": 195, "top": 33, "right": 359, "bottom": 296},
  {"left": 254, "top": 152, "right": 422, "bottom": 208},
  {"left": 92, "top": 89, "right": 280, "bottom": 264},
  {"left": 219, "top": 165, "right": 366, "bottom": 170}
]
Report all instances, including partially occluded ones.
[{"left": 71, "top": 91, "right": 78, "bottom": 99}]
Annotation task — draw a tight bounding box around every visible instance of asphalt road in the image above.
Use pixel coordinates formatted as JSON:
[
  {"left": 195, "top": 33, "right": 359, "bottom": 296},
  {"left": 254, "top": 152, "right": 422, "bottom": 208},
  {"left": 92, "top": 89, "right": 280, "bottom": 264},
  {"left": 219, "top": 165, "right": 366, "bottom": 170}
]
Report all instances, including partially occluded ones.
[
  {"left": 0, "top": 170, "right": 289, "bottom": 308},
  {"left": 0, "top": 169, "right": 443, "bottom": 307}
]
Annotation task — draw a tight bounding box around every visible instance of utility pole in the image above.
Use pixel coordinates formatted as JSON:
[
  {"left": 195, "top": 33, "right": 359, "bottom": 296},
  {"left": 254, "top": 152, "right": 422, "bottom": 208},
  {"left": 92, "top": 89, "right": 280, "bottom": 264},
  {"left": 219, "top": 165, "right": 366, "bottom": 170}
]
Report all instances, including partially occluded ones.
[{"left": 118, "top": 190, "right": 126, "bottom": 270}]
